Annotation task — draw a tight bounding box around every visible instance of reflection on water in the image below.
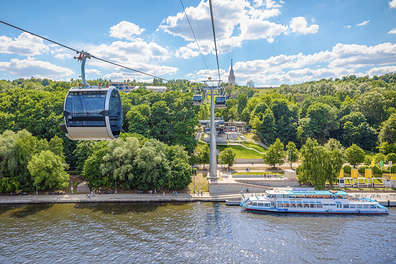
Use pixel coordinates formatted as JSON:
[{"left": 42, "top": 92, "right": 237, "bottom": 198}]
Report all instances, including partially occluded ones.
[{"left": 0, "top": 203, "right": 395, "bottom": 263}]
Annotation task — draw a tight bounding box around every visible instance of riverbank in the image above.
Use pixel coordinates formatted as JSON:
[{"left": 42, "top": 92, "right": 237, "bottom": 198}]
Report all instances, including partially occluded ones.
[
  {"left": 0, "top": 193, "right": 240, "bottom": 205},
  {"left": 0, "top": 192, "right": 396, "bottom": 206}
]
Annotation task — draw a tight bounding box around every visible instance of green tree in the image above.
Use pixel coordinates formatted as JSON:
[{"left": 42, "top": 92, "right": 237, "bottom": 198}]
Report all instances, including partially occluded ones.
[
  {"left": 27, "top": 150, "right": 69, "bottom": 191},
  {"left": 82, "top": 143, "right": 111, "bottom": 189},
  {"left": 324, "top": 140, "right": 344, "bottom": 187},
  {"left": 304, "top": 102, "right": 337, "bottom": 144},
  {"left": 193, "top": 143, "right": 210, "bottom": 165},
  {"left": 257, "top": 109, "right": 276, "bottom": 145},
  {"left": 134, "top": 139, "right": 171, "bottom": 191},
  {"left": 374, "top": 153, "right": 386, "bottom": 165},
  {"left": 356, "top": 91, "right": 387, "bottom": 128},
  {"left": 263, "top": 138, "right": 285, "bottom": 167},
  {"left": 298, "top": 138, "right": 328, "bottom": 189},
  {"left": 340, "top": 112, "right": 377, "bottom": 150},
  {"left": 386, "top": 153, "right": 396, "bottom": 163},
  {"left": 126, "top": 104, "right": 151, "bottom": 137},
  {"left": 286, "top": 141, "right": 299, "bottom": 169},
  {"left": 379, "top": 113, "right": 396, "bottom": 144},
  {"left": 297, "top": 138, "right": 343, "bottom": 189},
  {"left": 166, "top": 145, "right": 192, "bottom": 190},
  {"left": 271, "top": 99, "right": 297, "bottom": 144},
  {"left": 345, "top": 144, "right": 365, "bottom": 167},
  {"left": 101, "top": 137, "right": 140, "bottom": 191},
  {"left": 218, "top": 148, "right": 236, "bottom": 170}
]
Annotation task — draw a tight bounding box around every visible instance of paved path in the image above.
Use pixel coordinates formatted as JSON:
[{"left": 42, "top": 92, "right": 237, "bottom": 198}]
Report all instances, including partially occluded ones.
[
  {"left": 1, "top": 192, "right": 395, "bottom": 206},
  {"left": 0, "top": 193, "right": 241, "bottom": 205}
]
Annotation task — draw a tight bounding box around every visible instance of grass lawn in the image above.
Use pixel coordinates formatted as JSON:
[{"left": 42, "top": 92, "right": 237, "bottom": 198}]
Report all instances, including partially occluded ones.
[
  {"left": 217, "top": 145, "right": 264, "bottom": 159},
  {"left": 241, "top": 142, "right": 266, "bottom": 153},
  {"left": 188, "top": 173, "right": 209, "bottom": 193}
]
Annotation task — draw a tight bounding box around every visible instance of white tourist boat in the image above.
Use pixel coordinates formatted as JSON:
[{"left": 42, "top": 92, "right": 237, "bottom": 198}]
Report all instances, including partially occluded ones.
[{"left": 240, "top": 188, "right": 388, "bottom": 214}]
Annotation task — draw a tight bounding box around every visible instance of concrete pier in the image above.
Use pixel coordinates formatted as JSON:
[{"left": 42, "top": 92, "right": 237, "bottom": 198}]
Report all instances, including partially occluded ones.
[
  {"left": 0, "top": 192, "right": 395, "bottom": 206},
  {"left": 0, "top": 193, "right": 240, "bottom": 205}
]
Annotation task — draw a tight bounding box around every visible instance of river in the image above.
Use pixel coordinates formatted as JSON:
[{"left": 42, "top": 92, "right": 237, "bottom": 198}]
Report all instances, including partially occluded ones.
[{"left": 0, "top": 203, "right": 395, "bottom": 263}]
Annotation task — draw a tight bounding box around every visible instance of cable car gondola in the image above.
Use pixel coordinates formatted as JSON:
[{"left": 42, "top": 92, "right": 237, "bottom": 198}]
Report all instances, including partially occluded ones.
[
  {"left": 62, "top": 52, "right": 122, "bottom": 140},
  {"left": 193, "top": 94, "right": 203, "bottom": 105},
  {"left": 215, "top": 95, "right": 226, "bottom": 108},
  {"left": 63, "top": 86, "right": 122, "bottom": 140}
]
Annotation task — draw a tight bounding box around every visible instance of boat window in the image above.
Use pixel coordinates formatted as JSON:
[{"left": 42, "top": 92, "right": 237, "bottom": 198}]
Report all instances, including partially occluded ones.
[
  {"left": 343, "top": 204, "right": 349, "bottom": 208},
  {"left": 363, "top": 204, "right": 369, "bottom": 209},
  {"left": 284, "top": 204, "right": 289, "bottom": 208},
  {"left": 109, "top": 90, "right": 121, "bottom": 116},
  {"left": 253, "top": 202, "right": 257, "bottom": 206},
  {"left": 258, "top": 203, "right": 263, "bottom": 206},
  {"left": 297, "top": 203, "right": 303, "bottom": 208},
  {"left": 370, "top": 205, "right": 375, "bottom": 208},
  {"left": 309, "top": 204, "right": 314, "bottom": 208},
  {"left": 66, "top": 91, "right": 106, "bottom": 114},
  {"left": 265, "top": 203, "right": 270, "bottom": 207},
  {"left": 357, "top": 204, "right": 362, "bottom": 208},
  {"left": 304, "top": 204, "right": 309, "bottom": 208},
  {"left": 317, "top": 204, "right": 323, "bottom": 208},
  {"left": 350, "top": 204, "right": 355, "bottom": 208}
]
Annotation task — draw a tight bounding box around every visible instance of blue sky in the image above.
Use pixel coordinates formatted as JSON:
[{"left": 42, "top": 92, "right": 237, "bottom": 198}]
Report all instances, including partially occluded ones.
[{"left": 0, "top": 0, "right": 395, "bottom": 86}]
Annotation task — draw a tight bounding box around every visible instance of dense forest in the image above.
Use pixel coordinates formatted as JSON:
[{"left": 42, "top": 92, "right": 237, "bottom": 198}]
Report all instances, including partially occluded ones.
[{"left": 0, "top": 73, "right": 395, "bottom": 192}]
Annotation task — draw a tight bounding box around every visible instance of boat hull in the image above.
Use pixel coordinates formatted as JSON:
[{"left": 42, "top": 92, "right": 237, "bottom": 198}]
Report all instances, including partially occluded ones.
[{"left": 244, "top": 207, "right": 388, "bottom": 215}]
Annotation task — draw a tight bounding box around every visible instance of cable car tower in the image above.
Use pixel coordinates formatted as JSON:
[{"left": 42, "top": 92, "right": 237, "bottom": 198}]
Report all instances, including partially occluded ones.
[{"left": 201, "top": 77, "right": 226, "bottom": 182}]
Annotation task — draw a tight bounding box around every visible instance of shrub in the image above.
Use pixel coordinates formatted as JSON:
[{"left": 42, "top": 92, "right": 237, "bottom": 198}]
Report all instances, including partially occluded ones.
[
  {"left": 391, "top": 166, "right": 396, "bottom": 173},
  {"left": 343, "top": 165, "right": 351, "bottom": 174},
  {"left": 345, "top": 144, "right": 365, "bottom": 167},
  {"left": 364, "top": 155, "right": 372, "bottom": 166},
  {"left": 374, "top": 153, "right": 386, "bottom": 164},
  {"left": 371, "top": 165, "right": 382, "bottom": 176},
  {"left": 386, "top": 153, "right": 396, "bottom": 163},
  {"left": 358, "top": 166, "right": 367, "bottom": 174}
]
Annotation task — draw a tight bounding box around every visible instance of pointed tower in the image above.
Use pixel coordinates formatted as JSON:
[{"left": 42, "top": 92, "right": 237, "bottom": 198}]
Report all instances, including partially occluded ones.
[{"left": 228, "top": 59, "right": 236, "bottom": 86}]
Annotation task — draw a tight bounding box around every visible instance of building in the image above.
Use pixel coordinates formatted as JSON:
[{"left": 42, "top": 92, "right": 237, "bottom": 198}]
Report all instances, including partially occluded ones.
[
  {"left": 110, "top": 82, "right": 133, "bottom": 92},
  {"left": 145, "top": 86, "right": 167, "bottom": 93},
  {"left": 228, "top": 59, "right": 236, "bottom": 86},
  {"left": 247, "top": 80, "right": 254, "bottom": 88}
]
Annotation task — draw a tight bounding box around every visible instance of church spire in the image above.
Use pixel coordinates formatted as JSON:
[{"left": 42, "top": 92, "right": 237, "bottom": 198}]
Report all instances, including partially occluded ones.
[{"left": 228, "top": 58, "right": 236, "bottom": 85}]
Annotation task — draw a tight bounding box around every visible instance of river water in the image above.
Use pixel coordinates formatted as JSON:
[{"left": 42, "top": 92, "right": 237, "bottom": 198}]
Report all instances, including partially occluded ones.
[{"left": 0, "top": 203, "right": 395, "bottom": 264}]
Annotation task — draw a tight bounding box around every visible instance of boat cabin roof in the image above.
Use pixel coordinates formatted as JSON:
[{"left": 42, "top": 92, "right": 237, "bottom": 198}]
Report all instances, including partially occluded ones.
[{"left": 266, "top": 190, "right": 348, "bottom": 197}]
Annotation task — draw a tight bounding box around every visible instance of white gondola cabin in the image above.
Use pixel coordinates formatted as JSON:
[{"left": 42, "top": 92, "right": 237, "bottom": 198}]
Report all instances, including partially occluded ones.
[
  {"left": 193, "top": 94, "right": 203, "bottom": 105},
  {"left": 215, "top": 95, "right": 226, "bottom": 108},
  {"left": 63, "top": 86, "right": 122, "bottom": 140}
]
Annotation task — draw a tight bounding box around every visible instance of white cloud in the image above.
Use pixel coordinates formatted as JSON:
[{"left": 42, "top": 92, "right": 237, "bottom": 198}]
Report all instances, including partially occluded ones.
[
  {"left": 240, "top": 19, "right": 288, "bottom": 42},
  {"left": 187, "top": 68, "right": 227, "bottom": 82},
  {"left": 0, "top": 32, "right": 49, "bottom": 56},
  {"left": 49, "top": 46, "right": 75, "bottom": 60},
  {"left": 357, "top": 20, "right": 370, "bottom": 27},
  {"left": 367, "top": 66, "right": 396, "bottom": 76},
  {"left": 85, "top": 68, "right": 101, "bottom": 75},
  {"left": 103, "top": 64, "right": 177, "bottom": 82},
  {"left": 345, "top": 25, "right": 352, "bottom": 29},
  {"left": 204, "top": 42, "right": 396, "bottom": 86},
  {"left": 88, "top": 38, "right": 170, "bottom": 69},
  {"left": 0, "top": 58, "right": 73, "bottom": 79},
  {"left": 389, "top": 0, "right": 396, "bottom": 8},
  {"left": 160, "top": 0, "right": 287, "bottom": 58},
  {"left": 289, "top": 17, "right": 319, "bottom": 35},
  {"left": 388, "top": 28, "right": 396, "bottom": 34},
  {"left": 110, "top": 21, "right": 145, "bottom": 40}
]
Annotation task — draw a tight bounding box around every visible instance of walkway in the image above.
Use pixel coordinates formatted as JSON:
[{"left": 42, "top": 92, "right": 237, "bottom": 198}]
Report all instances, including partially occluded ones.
[{"left": 0, "top": 193, "right": 241, "bottom": 205}]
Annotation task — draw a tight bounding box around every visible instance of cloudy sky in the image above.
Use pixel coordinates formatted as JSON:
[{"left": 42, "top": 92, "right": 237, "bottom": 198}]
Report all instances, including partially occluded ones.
[{"left": 0, "top": 0, "right": 395, "bottom": 86}]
